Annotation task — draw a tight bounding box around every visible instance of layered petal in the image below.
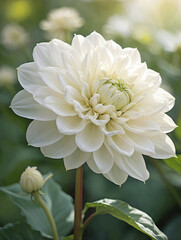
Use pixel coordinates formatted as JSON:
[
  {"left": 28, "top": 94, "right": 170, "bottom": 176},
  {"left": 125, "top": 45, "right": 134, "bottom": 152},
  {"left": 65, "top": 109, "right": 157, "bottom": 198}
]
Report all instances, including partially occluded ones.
[
  {"left": 124, "top": 131, "right": 155, "bottom": 155},
  {"left": 149, "top": 134, "right": 176, "bottom": 159},
  {"left": 76, "top": 123, "right": 104, "bottom": 152},
  {"left": 41, "top": 135, "right": 77, "bottom": 159},
  {"left": 93, "top": 144, "right": 114, "bottom": 173},
  {"left": 38, "top": 67, "right": 64, "bottom": 93},
  {"left": 108, "top": 134, "right": 134, "bottom": 156},
  {"left": 87, "top": 154, "right": 102, "bottom": 174},
  {"left": 114, "top": 151, "right": 149, "bottom": 182},
  {"left": 103, "top": 164, "right": 128, "bottom": 186},
  {"left": 11, "top": 90, "right": 56, "bottom": 120},
  {"left": 86, "top": 32, "right": 106, "bottom": 47},
  {"left": 26, "top": 120, "right": 63, "bottom": 147},
  {"left": 64, "top": 148, "right": 90, "bottom": 170},
  {"left": 17, "top": 62, "right": 44, "bottom": 94},
  {"left": 33, "top": 40, "right": 71, "bottom": 68},
  {"left": 56, "top": 115, "right": 87, "bottom": 135}
]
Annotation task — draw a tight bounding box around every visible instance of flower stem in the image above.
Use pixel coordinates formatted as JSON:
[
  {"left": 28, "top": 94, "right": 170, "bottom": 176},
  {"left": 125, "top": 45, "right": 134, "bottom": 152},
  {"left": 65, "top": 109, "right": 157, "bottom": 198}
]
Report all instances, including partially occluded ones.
[
  {"left": 64, "top": 30, "right": 71, "bottom": 44},
  {"left": 81, "top": 212, "right": 97, "bottom": 235},
  {"left": 152, "top": 160, "right": 181, "bottom": 208},
  {"left": 74, "top": 165, "right": 84, "bottom": 240},
  {"left": 32, "top": 192, "right": 59, "bottom": 240}
]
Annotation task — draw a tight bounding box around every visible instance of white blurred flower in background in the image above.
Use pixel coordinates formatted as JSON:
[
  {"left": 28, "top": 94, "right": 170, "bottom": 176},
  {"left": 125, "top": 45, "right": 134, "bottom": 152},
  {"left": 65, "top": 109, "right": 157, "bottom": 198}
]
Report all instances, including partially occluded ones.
[
  {"left": 0, "top": 65, "right": 16, "bottom": 87},
  {"left": 11, "top": 32, "right": 176, "bottom": 186},
  {"left": 156, "top": 30, "right": 181, "bottom": 52},
  {"left": 40, "top": 7, "right": 84, "bottom": 41},
  {"left": 1, "top": 23, "right": 29, "bottom": 50},
  {"left": 103, "top": 15, "right": 133, "bottom": 38},
  {"left": 108, "top": 0, "right": 181, "bottom": 51}
]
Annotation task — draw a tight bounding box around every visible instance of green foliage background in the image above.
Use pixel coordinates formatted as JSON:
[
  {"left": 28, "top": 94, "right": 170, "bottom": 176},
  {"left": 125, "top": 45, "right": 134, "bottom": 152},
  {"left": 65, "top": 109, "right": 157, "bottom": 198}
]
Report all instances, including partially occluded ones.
[{"left": 0, "top": 0, "right": 181, "bottom": 239}]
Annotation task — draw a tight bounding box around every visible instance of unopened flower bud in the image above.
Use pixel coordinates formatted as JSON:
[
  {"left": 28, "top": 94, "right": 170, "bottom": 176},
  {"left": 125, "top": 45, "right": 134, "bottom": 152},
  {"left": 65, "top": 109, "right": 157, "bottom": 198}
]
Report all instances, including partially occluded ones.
[{"left": 20, "top": 166, "right": 44, "bottom": 193}]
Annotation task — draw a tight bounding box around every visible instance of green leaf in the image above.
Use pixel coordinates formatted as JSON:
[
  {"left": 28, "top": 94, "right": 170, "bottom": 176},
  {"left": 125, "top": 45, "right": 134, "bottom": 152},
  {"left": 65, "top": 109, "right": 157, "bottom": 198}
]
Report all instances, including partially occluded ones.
[
  {"left": 0, "top": 175, "right": 74, "bottom": 239},
  {"left": 83, "top": 198, "right": 167, "bottom": 240},
  {"left": 0, "top": 222, "right": 49, "bottom": 240},
  {"left": 164, "top": 155, "right": 181, "bottom": 173}
]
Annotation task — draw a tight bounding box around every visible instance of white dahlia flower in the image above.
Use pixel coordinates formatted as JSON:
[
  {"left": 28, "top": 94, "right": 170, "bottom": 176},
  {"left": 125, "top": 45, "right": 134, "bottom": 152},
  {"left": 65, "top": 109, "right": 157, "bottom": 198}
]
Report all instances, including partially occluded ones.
[
  {"left": 11, "top": 32, "right": 176, "bottom": 186},
  {"left": 40, "top": 7, "right": 84, "bottom": 41},
  {"left": 1, "top": 24, "right": 29, "bottom": 50}
]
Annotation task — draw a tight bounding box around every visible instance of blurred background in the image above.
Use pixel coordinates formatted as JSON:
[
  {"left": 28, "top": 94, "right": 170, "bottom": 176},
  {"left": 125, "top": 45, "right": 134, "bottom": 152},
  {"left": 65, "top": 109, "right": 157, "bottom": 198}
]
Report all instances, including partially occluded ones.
[{"left": 0, "top": 0, "right": 181, "bottom": 239}]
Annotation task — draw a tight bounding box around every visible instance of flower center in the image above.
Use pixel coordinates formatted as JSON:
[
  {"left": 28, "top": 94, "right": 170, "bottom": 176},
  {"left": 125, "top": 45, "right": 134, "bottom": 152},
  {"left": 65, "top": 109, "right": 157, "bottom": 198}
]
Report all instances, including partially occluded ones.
[{"left": 97, "top": 77, "right": 133, "bottom": 111}]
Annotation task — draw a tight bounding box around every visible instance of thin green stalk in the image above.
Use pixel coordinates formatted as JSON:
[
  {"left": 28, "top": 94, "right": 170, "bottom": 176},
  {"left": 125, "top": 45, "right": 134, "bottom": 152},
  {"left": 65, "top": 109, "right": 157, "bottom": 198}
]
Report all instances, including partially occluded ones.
[
  {"left": 74, "top": 165, "right": 84, "bottom": 240},
  {"left": 81, "top": 212, "right": 97, "bottom": 235},
  {"left": 32, "top": 192, "right": 59, "bottom": 240},
  {"left": 64, "top": 30, "right": 71, "bottom": 44},
  {"left": 152, "top": 160, "right": 181, "bottom": 208}
]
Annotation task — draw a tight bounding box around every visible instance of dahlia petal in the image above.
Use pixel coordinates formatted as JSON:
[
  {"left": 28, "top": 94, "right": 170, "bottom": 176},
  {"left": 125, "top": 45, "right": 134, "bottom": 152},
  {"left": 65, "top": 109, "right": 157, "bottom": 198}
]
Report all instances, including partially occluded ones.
[
  {"left": 58, "top": 69, "right": 81, "bottom": 91},
  {"left": 122, "top": 48, "right": 141, "bottom": 64},
  {"left": 11, "top": 90, "right": 56, "bottom": 120},
  {"left": 102, "top": 120, "right": 125, "bottom": 136},
  {"left": 72, "top": 34, "right": 93, "bottom": 57},
  {"left": 81, "top": 46, "right": 112, "bottom": 81},
  {"left": 127, "top": 63, "right": 147, "bottom": 84},
  {"left": 56, "top": 115, "right": 86, "bottom": 135},
  {"left": 159, "top": 114, "right": 177, "bottom": 133},
  {"left": 124, "top": 118, "right": 160, "bottom": 134},
  {"left": 111, "top": 55, "right": 131, "bottom": 74},
  {"left": 122, "top": 108, "right": 144, "bottom": 119},
  {"left": 87, "top": 154, "right": 102, "bottom": 174},
  {"left": 108, "top": 135, "right": 134, "bottom": 156},
  {"left": 61, "top": 48, "right": 82, "bottom": 70},
  {"left": 33, "top": 40, "right": 71, "bottom": 68},
  {"left": 76, "top": 123, "right": 104, "bottom": 152},
  {"left": 71, "top": 34, "right": 85, "bottom": 54},
  {"left": 64, "top": 148, "right": 90, "bottom": 170},
  {"left": 156, "top": 88, "right": 175, "bottom": 112},
  {"left": 86, "top": 32, "right": 106, "bottom": 47},
  {"left": 26, "top": 120, "right": 63, "bottom": 147},
  {"left": 73, "top": 100, "right": 90, "bottom": 113},
  {"left": 93, "top": 144, "right": 114, "bottom": 173},
  {"left": 114, "top": 151, "right": 149, "bottom": 182},
  {"left": 125, "top": 132, "right": 155, "bottom": 155},
  {"left": 91, "top": 114, "right": 110, "bottom": 126},
  {"left": 81, "top": 81, "right": 91, "bottom": 100},
  {"left": 17, "top": 63, "right": 44, "bottom": 94},
  {"left": 103, "top": 40, "right": 122, "bottom": 57},
  {"left": 41, "top": 135, "right": 77, "bottom": 159},
  {"left": 103, "top": 164, "right": 128, "bottom": 186},
  {"left": 148, "top": 134, "right": 176, "bottom": 159},
  {"left": 65, "top": 86, "right": 85, "bottom": 105},
  {"left": 33, "top": 86, "right": 61, "bottom": 105},
  {"left": 49, "top": 39, "right": 74, "bottom": 68},
  {"left": 125, "top": 114, "right": 177, "bottom": 134},
  {"left": 141, "top": 69, "right": 161, "bottom": 88},
  {"left": 93, "top": 103, "right": 115, "bottom": 114},
  {"left": 44, "top": 95, "right": 76, "bottom": 116},
  {"left": 139, "top": 89, "right": 175, "bottom": 116},
  {"left": 33, "top": 42, "right": 51, "bottom": 68},
  {"left": 38, "top": 67, "right": 63, "bottom": 93}
]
